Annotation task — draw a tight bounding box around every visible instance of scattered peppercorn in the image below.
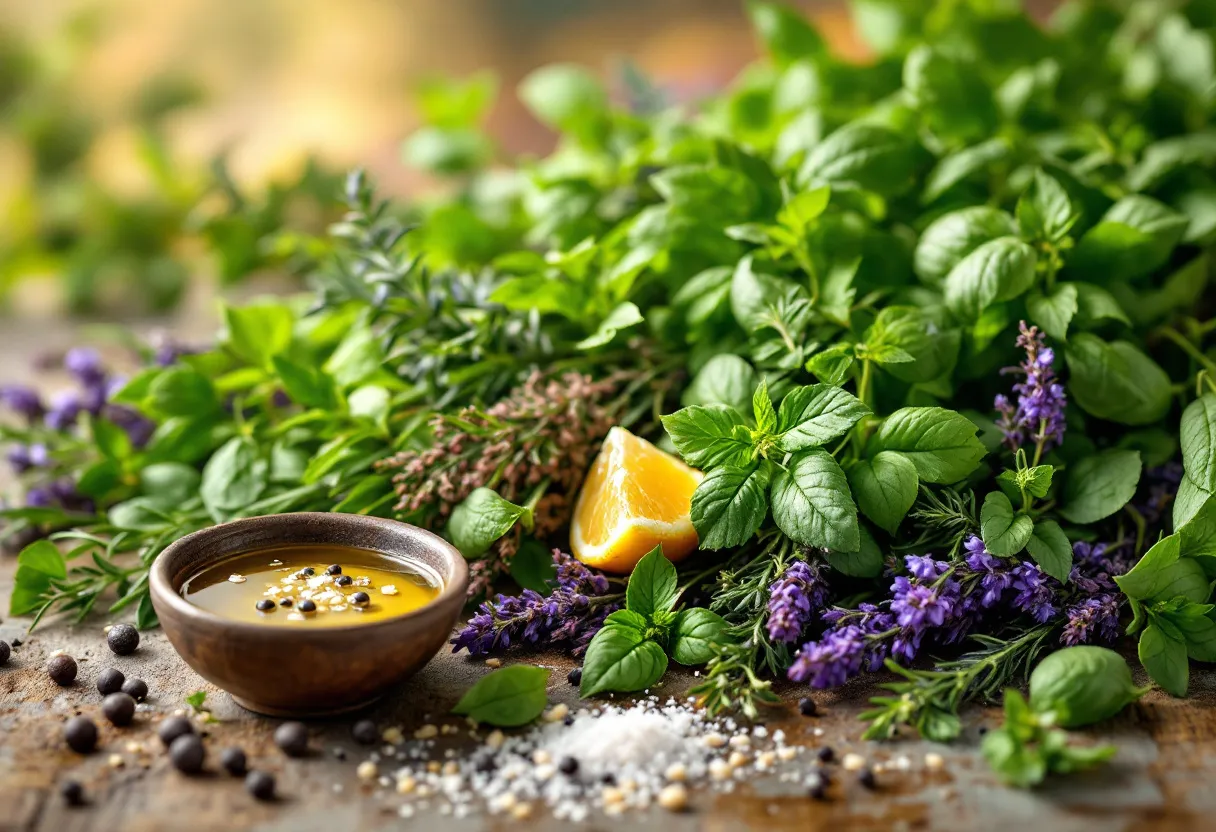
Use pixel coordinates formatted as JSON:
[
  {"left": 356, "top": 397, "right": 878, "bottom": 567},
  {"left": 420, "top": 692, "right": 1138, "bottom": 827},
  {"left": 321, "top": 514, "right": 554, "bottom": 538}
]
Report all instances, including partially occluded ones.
[
  {"left": 563, "top": 714, "right": 575, "bottom": 726},
  {"left": 809, "top": 781, "right": 828, "bottom": 801},
  {"left": 336, "top": 575, "right": 353, "bottom": 587},
  {"left": 274, "top": 721, "right": 309, "bottom": 757},
  {"left": 798, "top": 697, "right": 817, "bottom": 717},
  {"left": 64, "top": 716, "right": 98, "bottom": 754},
  {"left": 279, "top": 598, "right": 293, "bottom": 607},
  {"left": 221, "top": 747, "right": 247, "bottom": 777},
  {"left": 978, "top": 726, "right": 988, "bottom": 735},
  {"left": 326, "top": 565, "right": 342, "bottom": 575},
  {"left": 107, "top": 623, "right": 140, "bottom": 656},
  {"left": 96, "top": 667, "right": 125, "bottom": 695},
  {"left": 475, "top": 755, "right": 497, "bottom": 774},
  {"left": 102, "top": 693, "right": 136, "bottom": 727},
  {"left": 170, "top": 734, "right": 206, "bottom": 774},
  {"left": 10, "top": 638, "right": 20, "bottom": 647},
  {"left": 157, "top": 715, "right": 195, "bottom": 747},
  {"left": 601, "top": 773, "right": 617, "bottom": 785},
  {"left": 558, "top": 756, "right": 579, "bottom": 776},
  {"left": 858, "top": 768, "right": 877, "bottom": 790},
  {"left": 567, "top": 667, "right": 582, "bottom": 686},
  {"left": 351, "top": 720, "right": 378, "bottom": 745},
  {"left": 61, "top": 780, "right": 86, "bottom": 807},
  {"left": 0, "top": 640, "right": 10, "bottom": 666},
  {"left": 122, "top": 678, "right": 149, "bottom": 702},
  {"left": 255, "top": 599, "right": 275, "bottom": 612},
  {"left": 817, "top": 746, "right": 835, "bottom": 763},
  {"left": 301, "top": 567, "right": 316, "bottom": 577},
  {"left": 350, "top": 592, "right": 370, "bottom": 607},
  {"left": 298, "top": 599, "right": 317, "bottom": 613},
  {"left": 245, "top": 770, "right": 276, "bottom": 801},
  {"left": 48, "top": 654, "right": 77, "bottom": 685}
]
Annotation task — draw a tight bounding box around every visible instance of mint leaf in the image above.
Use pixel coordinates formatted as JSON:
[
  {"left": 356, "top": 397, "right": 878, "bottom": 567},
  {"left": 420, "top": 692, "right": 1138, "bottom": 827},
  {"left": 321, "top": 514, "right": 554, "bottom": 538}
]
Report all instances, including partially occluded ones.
[
  {"left": 747, "top": 1, "right": 826, "bottom": 67},
  {"left": 452, "top": 665, "right": 550, "bottom": 726},
  {"left": 1026, "top": 284, "right": 1078, "bottom": 342},
  {"left": 943, "top": 236, "right": 1037, "bottom": 320},
  {"left": 200, "top": 437, "right": 267, "bottom": 521},
  {"left": 847, "top": 451, "right": 917, "bottom": 534},
  {"left": 580, "top": 625, "right": 668, "bottom": 697},
  {"left": 752, "top": 379, "right": 777, "bottom": 435},
  {"left": 869, "top": 407, "right": 986, "bottom": 484},
  {"left": 1065, "top": 335, "right": 1172, "bottom": 426},
  {"left": 774, "top": 384, "right": 869, "bottom": 452},
  {"left": 1024, "top": 520, "right": 1072, "bottom": 583},
  {"left": 690, "top": 463, "right": 771, "bottom": 549},
  {"left": 626, "top": 546, "right": 679, "bottom": 619},
  {"left": 1116, "top": 534, "right": 1182, "bottom": 602},
  {"left": 980, "top": 491, "right": 1033, "bottom": 556},
  {"left": 222, "top": 301, "right": 293, "bottom": 369},
  {"left": 1138, "top": 623, "right": 1189, "bottom": 697},
  {"left": 681, "top": 354, "right": 757, "bottom": 412},
  {"left": 1016, "top": 168, "right": 1078, "bottom": 244},
  {"left": 447, "top": 488, "right": 531, "bottom": 557},
  {"left": 670, "top": 607, "right": 730, "bottom": 666},
  {"left": 770, "top": 449, "right": 859, "bottom": 551},
  {"left": 914, "top": 206, "right": 1016, "bottom": 287},
  {"left": 661, "top": 405, "right": 752, "bottom": 469},
  {"left": 806, "top": 343, "right": 855, "bottom": 386},
  {"left": 1181, "top": 394, "right": 1216, "bottom": 494},
  {"left": 576, "top": 302, "right": 644, "bottom": 350},
  {"left": 1059, "top": 450, "right": 1142, "bottom": 524}
]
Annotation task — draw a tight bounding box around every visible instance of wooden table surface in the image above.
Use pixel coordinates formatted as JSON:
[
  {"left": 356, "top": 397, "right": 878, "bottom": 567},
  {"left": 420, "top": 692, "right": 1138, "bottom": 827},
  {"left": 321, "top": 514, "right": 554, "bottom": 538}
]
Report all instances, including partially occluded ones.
[{"left": 2, "top": 317, "right": 1215, "bottom": 832}]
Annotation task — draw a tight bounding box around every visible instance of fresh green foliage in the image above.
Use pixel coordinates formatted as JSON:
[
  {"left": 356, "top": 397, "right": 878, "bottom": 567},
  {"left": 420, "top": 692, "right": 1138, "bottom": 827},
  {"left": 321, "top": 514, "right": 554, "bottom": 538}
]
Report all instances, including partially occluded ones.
[
  {"left": 982, "top": 689, "right": 1116, "bottom": 788},
  {"left": 451, "top": 665, "right": 550, "bottom": 727},
  {"left": 1028, "top": 647, "right": 1148, "bottom": 729},
  {"left": 184, "top": 690, "right": 218, "bottom": 724}
]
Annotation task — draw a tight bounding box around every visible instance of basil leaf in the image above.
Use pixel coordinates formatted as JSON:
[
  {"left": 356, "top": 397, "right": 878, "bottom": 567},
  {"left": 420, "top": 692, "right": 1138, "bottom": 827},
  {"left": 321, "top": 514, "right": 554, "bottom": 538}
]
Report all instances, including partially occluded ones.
[
  {"left": 865, "top": 306, "right": 960, "bottom": 384},
  {"left": 752, "top": 379, "right": 778, "bottom": 435},
  {"left": 509, "top": 539, "right": 557, "bottom": 594},
  {"left": 943, "top": 236, "right": 1037, "bottom": 320},
  {"left": 903, "top": 46, "right": 996, "bottom": 143},
  {"left": 626, "top": 546, "right": 679, "bottom": 619},
  {"left": 1138, "top": 623, "right": 1189, "bottom": 697},
  {"left": 869, "top": 407, "right": 986, "bottom": 484},
  {"left": 579, "top": 625, "right": 668, "bottom": 697},
  {"left": 1168, "top": 609, "right": 1216, "bottom": 662},
  {"left": 774, "top": 384, "right": 869, "bottom": 452},
  {"left": 827, "top": 524, "right": 884, "bottom": 578},
  {"left": 1070, "top": 196, "right": 1188, "bottom": 282},
  {"left": 139, "top": 462, "right": 201, "bottom": 509},
  {"left": 576, "top": 302, "right": 644, "bottom": 350},
  {"left": 730, "top": 257, "right": 789, "bottom": 333},
  {"left": 604, "top": 609, "right": 648, "bottom": 629},
  {"left": 797, "top": 122, "right": 917, "bottom": 196},
  {"left": 1176, "top": 473, "right": 1213, "bottom": 530},
  {"left": 10, "top": 540, "right": 69, "bottom": 616},
  {"left": 980, "top": 491, "right": 1033, "bottom": 556},
  {"left": 806, "top": 343, "right": 855, "bottom": 386},
  {"left": 272, "top": 355, "right": 338, "bottom": 410},
  {"left": 770, "top": 449, "right": 859, "bottom": 551},
  {"left": 447, "top": 488, "right": 531, "bottom": 558},
  {"left": 147, "top": 367, "right": 220, "bottom": 418},
  {"left": 847, "top": 451, "right": 917, "bottom": 534},
  {"left": 681, "top": 354, "right": 757, "bottom": 412},
  {"left": 1065, "top": 334, "right": 1172, "bottom": 426},
  {"left": 690, "top": 462, "right": 771, "bottom": 549},
  {"left": 452, "top": 665, "right": 550, "bottom": 727},
  {"left": 1180, "top": 495, "right": 1216, "bottom": 564},
  {"left": 922, "top": 138, "right": 1011, "bottom": 204},
  {"left": 914, "top": 206, "right": 1016, "bottom": 287},
  {"left": 1058, "top": 449, "right": 1142, "bottom": 524},
  {"left": 222, "top": 302, "right": 293, "bottom": 369},
  {"left": 1024, "top": 520, "right": 1072, "bottom": 583},
  {"left": 1148, "top": 559, "right": 1211, "bottom": 605},
  {"left": 325, "top": 326, "right": 386, "bottom": 389},
  {"left": 518, "top": 64, "right": 607, "bottom": 137},
  {"left": 1129, "top": 131, "right": 1216, "bottom": 192},
  {"left": 1025, "top": 283, "right": 1077, "bottom": 342},
  {"left": 1181, "top": 394, "right": 1216, "bottom": 494},
  {"left": 748, "top": 1, "right": 825, "bottom": 66},
  {"left": 670, "top": 607, "right": 730, "bottom": 666},
  {"left": 200, "top": 437, "right": 267, "bottom": 520},
  {"left": 662, "top": 405, "right": 752, "bottom": 469},
  {"left": 1116, "top": 535, "right": 1182, "bottom": 602},
  {"left": 1071, "top": 283, "right": 1131, "bottom": 329},
  {"left": 1015, "top": 168, "right": 1078, "bottom": 244}
]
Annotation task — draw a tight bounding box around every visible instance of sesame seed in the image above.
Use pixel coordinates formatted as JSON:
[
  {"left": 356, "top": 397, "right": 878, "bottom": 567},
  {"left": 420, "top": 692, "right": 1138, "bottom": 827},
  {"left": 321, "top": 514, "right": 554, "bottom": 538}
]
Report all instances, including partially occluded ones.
[
  {"left": 357, "top": 761, "right": 378, "bottom": 781},
  {"left": 924, "top": 752, "right": 945, "bottom": 771},
  {"left": 484, "top": 658, "right": 502, "bottom": 669},
  {"left": 658, "top": 783, "right": 689, "bottom": 812},
  {"left": 842, "top": 753, "right": 866, "bottom": 771}
]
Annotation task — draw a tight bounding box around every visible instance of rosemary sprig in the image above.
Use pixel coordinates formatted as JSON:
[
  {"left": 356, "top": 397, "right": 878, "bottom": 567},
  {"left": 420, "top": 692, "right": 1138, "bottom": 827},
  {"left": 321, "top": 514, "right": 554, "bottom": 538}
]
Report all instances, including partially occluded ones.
[{"left": 894, "top": 486, "right": 979, "bottom": 559}]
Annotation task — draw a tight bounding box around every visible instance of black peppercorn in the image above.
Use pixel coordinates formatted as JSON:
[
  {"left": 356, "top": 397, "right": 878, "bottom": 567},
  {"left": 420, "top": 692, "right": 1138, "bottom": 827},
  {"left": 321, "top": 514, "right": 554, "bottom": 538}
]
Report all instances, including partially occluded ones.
[
  {"left": 64, "top": 716, "right": 98, "bottom": 753},
  {"left": 298, "top": 599, "right": 317, "bottom": 613},
  {"left": 221, "top": 747, "right": 247, "bottom": 777},
  {"left": 245, "top": 770, "right": 276, "bottom": 801},
  {"left": 301, "top": 567, "right": 316, "bottom": 577},
  {"left": 255, "top": 599, "right": 275, "bottom": 612},
  {"left": 122, "top": 678, "right": 149, "bottom": 702},
  {"left": 107, "top": 623, "right": 139, "bottom": 656},
  {"left": 158, "top": 715, "right": 195, "bottom": 747},
  {"left": 61, "top": 779, "right": 86, "bottom": 807},
  {"left": 567, "top": 667, "right": 582, "bottom": 686},
  {"left": 350, "top": 592, "right": 369, "bottom": 607},
  {"left": 558, "top": 756, "right": 579, "bottom": 776},
  {"left": 817, "top": 746, "right": 835, "bottom": 763},
  {"left": 798, "top": 697, "right": 817, "bottom": 717},
  {"left": 10, "top": 638, "right": 20, "bottom": 647},
  {"left": 170, "top": 734, "right": 206, "bottom": 774},
  {"left": 274, "top": 721, "right": 309, "bottom": 757},
  {"left": 563, "top": 714, "right": 575, "bottom": 726},
  {"left": 351, "top": 720, "right": 378, "bottom": 745},
  {"left": 336, "top": 575, "right": 353, "bottom": 587},
  {"left": 326, "top": 564, "right": 342, "bottom": 575},
  {"left": 809, "top": 781, "right": 829, "bottom": 801},
  {"left": 102, "top": 692, "right": 136, "bottom": 727},
  {"left": 279, "top": 598, "right": 293, "bottom": 607},
  {"left": 475, "top": 755, "right": 497, "bottom": 773},
  {"left": 857, "top": 768, "right": 877, "bottom": 790},
  {"left": 48, "top": 654, "right": 77, "bottom": 685},
  {"left": 601, "top": 773, "right": 616, "bottom": 785},
  {"left": 96, "top": 667, "right": 125, "bottom": 696},
  {"left": 0, "top": 640, "right": 10, "bottom": 666}
]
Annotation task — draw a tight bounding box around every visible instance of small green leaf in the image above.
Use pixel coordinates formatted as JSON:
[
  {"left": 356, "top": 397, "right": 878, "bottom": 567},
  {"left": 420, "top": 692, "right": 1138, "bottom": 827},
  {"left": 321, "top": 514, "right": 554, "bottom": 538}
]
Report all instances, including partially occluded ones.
[
  {"left": 508, "top": 539, "right": 557, "bottom": 593},
  {"left": 1026, "top": 284, "right": 1078, "bottom": 341},
  {"left": 752, "top": 379, "right": 777, "bottom": 435},
  {"left": 200, "top": 437, "right": 267, "bottom": 520},
  {"left": 1059, "top": 450, "right": 1142, "bottom": 524},
  {"left": 452, "top": 665, "right": 551, "bottom": 726},
  {"left": 447, "top": 488, "right": 530, "bottom": 558},
  {"left": 980, "top": 491, "right": 1033, "bottom": 556},
  {"left": 579, "top": 625, "right": 668, "bottom": 697},
  {"left": 771, "top": 449, "right": 859, "bottom": 551},
  {"left": 681, "top": 354, "right": 757, "bottom": 412},
  {"left": 670, "top": 608, "right": 730, "bottom": 666},
  {"left": 847, "top": 451, "right": 918, "bottom": 534},
  {"left": 827, "top": 524, "right": 884, "bottom": 577},
  {"left": 1024, "top": 520, "right": 1072, "bottom": 583},
  {"left": 775, "top": 384, "right": 869, "bottom": 452},
  {"left": 869, "top": 407, "right": 986, "bottom": 484},
  {"left": 223, "top": 302, "right": 294, "bottom": 369},
  {"left": 1139, "top": 623, "right": 1189, "bottom": 697},
  {"left": 576, "top": 302, "right": 644, "bottom": 350},
  {"left": 1116, "top": 534, "right": 1182, "bottom": 602},
  {"left": 626, "top": 546, "right": 679, "bottom": 619},
  {"left": 690, "top": 463, "right": 771, "bottom": 550},
  {"left": 661, "top": 405, "right": 752, "bottom": 469},
  {"left": 943, "top": 236, "right": 1037, "bottom": 320}
]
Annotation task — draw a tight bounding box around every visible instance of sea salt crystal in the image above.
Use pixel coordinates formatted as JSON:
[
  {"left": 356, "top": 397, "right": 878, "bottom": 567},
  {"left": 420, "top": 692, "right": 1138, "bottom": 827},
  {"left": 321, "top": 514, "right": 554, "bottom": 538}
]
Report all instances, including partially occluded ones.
[
  {"left": 382, "top": 585, "right": 399, "bottom": 596},
  {"left": 228, "top": 574, "right": 246, "bottom": 584}
]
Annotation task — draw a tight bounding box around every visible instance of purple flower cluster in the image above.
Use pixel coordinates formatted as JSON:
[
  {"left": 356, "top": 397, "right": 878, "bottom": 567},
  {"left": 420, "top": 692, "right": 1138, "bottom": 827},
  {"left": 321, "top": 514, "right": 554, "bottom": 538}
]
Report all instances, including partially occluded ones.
[
  {"left": 788, "top": 535, "right": 1125, "bottom": 689},
  {"left": 994, "top": 321, "right": 1067, "bottom": 453},
  {"left": 766, "top": 559, "right": 828, "bottom": 644},
  {"left": 451, "top": 550, "right": 619, "bottom": 656}
]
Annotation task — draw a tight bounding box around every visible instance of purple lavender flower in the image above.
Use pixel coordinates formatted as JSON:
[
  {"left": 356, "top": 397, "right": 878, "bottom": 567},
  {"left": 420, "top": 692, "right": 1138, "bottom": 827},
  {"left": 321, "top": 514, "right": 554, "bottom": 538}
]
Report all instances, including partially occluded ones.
[
  {"left": 64, "top": 348, "right": 105, "bottom": 386},
  {"left": 963, "top": 536, "right": 1014, "bottom": 608},
  {"left": 5, "top": 443, "right": 48, "bottom": 473},
  {"left": 1061, "top": 594, "right": 1121, "bottom": 646},
  {"left": 451, "top": 550, "right": 619, "bottom": 656},
  {"left": 0, "top": 385, "right": 44, "bottom": 422},
  {"left": 994, "top": 322, "right": 1067, "bottom": 453},
  {"left": 24, "top": 486, "right": 53, "bottom": 507},
  {"left": 766, "top": 559, "right": 828, "bottom": 644},
  {"left": 890, "top": 576, "right": 957, "bottom": 629},
  {"left": 44, "top": 390, "right": 82, "bottom": 431},
  {"left": 905, "top": 554, "right": 949, "bottom": 580},
  {"left": 787, "top": 625, "right": 867, "bottom": 688},
  {"left": 153, "top": 338, "right": 197, "bottom": 367},
  {"left": 1012, "top": 563, "right": 1057, "bottom": 622},
  {"left": 105, "top": 406, "right": 156, "bottom": 448}
]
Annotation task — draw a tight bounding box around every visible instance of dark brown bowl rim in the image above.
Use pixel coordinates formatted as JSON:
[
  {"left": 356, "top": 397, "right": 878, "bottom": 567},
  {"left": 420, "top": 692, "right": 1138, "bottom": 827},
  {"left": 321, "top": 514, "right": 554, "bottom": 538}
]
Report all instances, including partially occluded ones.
[{"left": 149, "top": 512, "right": 469, "bottom": 636}]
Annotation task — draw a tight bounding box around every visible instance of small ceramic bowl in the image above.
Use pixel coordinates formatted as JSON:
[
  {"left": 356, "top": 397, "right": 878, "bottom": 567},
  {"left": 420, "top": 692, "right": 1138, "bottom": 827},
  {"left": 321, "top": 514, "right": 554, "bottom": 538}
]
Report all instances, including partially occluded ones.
[{"left": 150, "top": 512, "right": 468, "bottom": 717}]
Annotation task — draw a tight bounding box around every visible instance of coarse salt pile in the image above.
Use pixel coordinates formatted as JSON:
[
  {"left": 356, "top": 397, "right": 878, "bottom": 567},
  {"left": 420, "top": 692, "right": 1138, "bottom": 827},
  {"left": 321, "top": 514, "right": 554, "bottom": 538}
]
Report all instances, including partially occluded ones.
[{"left": 363, "top": 696, "right": 818, "bottom": 821}]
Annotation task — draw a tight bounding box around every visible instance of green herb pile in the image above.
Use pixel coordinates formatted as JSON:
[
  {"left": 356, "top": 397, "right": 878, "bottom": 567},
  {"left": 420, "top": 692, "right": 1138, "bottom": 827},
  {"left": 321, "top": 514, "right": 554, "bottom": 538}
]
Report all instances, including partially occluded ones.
[{"left": 5, "top": 0, "right": 1216, "bottom": 752}]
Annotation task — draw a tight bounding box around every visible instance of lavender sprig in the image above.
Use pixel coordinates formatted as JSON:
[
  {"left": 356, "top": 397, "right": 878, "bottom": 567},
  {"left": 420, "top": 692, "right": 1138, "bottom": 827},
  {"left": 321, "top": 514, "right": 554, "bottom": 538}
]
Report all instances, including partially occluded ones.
[
  {"left": 765, "top": 559, "right": 828, "bottom": 644},
  {"left": 994, "top": 321, "right": 1066, "bottom": 458}
]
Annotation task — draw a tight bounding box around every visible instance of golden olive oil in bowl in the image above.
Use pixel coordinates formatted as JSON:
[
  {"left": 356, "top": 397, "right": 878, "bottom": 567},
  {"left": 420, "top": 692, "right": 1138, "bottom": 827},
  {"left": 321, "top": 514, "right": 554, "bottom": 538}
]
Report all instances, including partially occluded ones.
[{"left": 181, "top": 543, "right": 441, "bottom": 627}]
